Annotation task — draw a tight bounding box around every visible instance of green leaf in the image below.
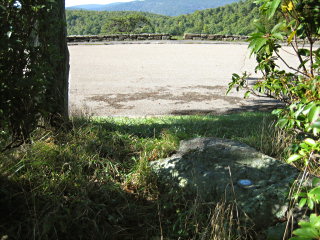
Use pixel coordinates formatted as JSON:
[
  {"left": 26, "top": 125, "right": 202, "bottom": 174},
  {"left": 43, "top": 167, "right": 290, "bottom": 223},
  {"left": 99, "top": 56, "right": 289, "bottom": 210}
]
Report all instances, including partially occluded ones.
[
  {"left": 267, "top": 0, "right": 281, "bottom": 19},
  {"left": 244, "top": 91, "right": 251, "bottom": 98},
  {"left": 299, "top": 198, "right": 307, "bottom": 208},
  {"left": 307, "top": 198, "right": 315, "bottom": 210},
  {"left": 304, "top": 138, "right": 316, "bottom": 147},
  {"left": 303, "top": 103, "right": 316, "bottom": 115},
  {"left": 249, "top": 37, "right": 268, "bottom": 55},
  {"left": 313, "top": 128, "right": 320, "bottom": 136},
  {"left": 312, "top": 121, "right": 320, "bottom": 129},
  {"left": 292, "top": 227, "right": 319, "bottom": 238},
  {"left": 272, "top": 32, "right": 284, "bottom": 40},
  {"left": 277, "top": 118, "right": 289, "bottom": 128},
  {"left": 309, "top": 187, "right": 320, "bottom": 196},
  {"left": 298, "top": 49, "right": 311, "bottom": 57},
  {"left": 287, "top": 154, "right": 302, "bottom": 163},
  {"left": 254, "top": 22, "right": 266, "bottom": 33},
  {"left": 272, "top": 108, "right": 283, "bottom": 115},
  {"left": 308, "top": 106, "right": 320, "bottom": 123},
  {"left": 255, "top": 38, "right": 267, "bottom": 51},
  {"left": 312, "top": 178, "right": 320, "bottom": 186},
  {"left": 310, "top": 214, "right": 320, "bottom": 228},
  {"left": 271, "top": 21, "right": 285, "bottom": 33}
]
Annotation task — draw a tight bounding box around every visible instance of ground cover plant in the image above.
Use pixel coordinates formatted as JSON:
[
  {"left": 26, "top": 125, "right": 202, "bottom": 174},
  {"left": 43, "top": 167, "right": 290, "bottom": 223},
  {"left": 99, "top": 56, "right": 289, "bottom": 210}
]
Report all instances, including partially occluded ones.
[{"left": 0, "top": 113, "right": 288, "bottom": 239}]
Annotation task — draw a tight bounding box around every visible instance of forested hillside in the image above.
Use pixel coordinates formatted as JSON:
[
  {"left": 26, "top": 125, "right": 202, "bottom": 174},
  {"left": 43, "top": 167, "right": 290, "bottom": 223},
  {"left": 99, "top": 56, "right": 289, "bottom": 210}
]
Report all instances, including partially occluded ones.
[
  {"left": 67, "top": 0, "right": 239, "bottom": 16},
  {"left": 67, "top": 0, "right": 272, "bottom": 36}
]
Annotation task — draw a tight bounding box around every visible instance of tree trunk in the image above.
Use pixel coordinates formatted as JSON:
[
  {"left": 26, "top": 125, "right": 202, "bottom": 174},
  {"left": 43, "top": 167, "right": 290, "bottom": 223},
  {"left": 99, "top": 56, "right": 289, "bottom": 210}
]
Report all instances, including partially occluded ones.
[{"left": 47, "top": 0, "right": 69, "bottom": 122}]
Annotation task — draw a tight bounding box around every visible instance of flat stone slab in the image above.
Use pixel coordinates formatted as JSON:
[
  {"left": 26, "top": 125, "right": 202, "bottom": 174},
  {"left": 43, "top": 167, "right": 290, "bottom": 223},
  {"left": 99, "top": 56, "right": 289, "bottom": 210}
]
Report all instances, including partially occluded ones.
[{"left": 150, "top": 138, "right": 300, "bottom": 230}]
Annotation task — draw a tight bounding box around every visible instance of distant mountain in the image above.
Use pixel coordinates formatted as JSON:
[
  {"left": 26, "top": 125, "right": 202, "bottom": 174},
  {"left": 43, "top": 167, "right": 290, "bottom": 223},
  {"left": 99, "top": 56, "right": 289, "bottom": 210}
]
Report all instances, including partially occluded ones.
[
  {"left": 66, "top": 0, "right": 267, "bottom": 36},
  {"left": 67, "top": 2, "right": 124, "bottom": 11},
  {"left": 67, "top": 4, "right": 106, "bottom": 11},
  {"left": 66, "top": 0, "right": 240, "bottom": 16}
]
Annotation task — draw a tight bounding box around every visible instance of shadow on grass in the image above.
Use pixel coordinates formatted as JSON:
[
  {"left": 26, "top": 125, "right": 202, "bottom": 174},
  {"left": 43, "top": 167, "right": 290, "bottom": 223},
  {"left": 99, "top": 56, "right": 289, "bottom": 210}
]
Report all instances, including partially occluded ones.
[
  {"left": 88, "top": 112, "right": 278, "bottom": 156},
  {"left": 0, "top": 174, "right": 159, "bottom": 240},
  {"left": 1, "top": 112, "right": 284, "bottom": 240},
  {"left": 170, "top": 100, "right": 283, "bottom": 116}
]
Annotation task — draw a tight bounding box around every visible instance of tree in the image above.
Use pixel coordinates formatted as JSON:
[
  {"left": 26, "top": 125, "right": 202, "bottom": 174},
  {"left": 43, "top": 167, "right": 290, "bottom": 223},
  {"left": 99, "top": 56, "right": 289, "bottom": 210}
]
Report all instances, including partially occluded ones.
[
  {"left": 101, "top": 14, "right": 154, "bottom": 34},
  {"left": 0, "top": 0, "right": 69, "bottom": 147}
]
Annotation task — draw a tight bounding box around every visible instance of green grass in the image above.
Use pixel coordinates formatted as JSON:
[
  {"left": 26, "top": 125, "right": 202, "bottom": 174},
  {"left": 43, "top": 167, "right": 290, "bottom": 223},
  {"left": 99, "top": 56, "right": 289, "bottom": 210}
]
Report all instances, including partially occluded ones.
[
  {"left": 171, "top": 35, "right": 184, "bottom": 40},
  {"left": 0, "top": 112, "right": 290, "bottom": 239}
]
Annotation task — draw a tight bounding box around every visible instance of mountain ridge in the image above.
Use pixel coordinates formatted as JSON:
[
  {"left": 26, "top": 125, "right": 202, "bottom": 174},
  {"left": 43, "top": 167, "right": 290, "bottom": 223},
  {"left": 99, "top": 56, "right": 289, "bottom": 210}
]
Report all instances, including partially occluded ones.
[
  {"left": 66, "top": 0, "right": 240, "bottom": 16},
  {"left": 66, "top": 0, "right": 268, "bottom": 36}
]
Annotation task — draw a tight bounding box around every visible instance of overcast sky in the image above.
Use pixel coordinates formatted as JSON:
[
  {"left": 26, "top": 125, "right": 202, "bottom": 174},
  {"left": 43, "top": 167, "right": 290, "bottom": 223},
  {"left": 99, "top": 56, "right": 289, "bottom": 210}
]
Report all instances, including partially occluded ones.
[{"left": 65, "top": 0, "right": 134, "bottom": 7}]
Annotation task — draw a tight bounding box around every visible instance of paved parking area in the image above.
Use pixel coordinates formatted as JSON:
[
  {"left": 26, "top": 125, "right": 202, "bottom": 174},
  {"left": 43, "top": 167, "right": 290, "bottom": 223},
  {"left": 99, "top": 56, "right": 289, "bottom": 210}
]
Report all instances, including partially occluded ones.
[{"left": 69, "top": 42, "right": 298, "bottom": 116}]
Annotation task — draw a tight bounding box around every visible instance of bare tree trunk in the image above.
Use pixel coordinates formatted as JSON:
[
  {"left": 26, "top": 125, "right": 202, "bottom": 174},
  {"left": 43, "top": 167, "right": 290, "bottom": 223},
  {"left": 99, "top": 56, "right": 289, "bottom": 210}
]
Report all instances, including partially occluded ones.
[{"left": 47, "top": 0, "right": 69, "bottom": 123}]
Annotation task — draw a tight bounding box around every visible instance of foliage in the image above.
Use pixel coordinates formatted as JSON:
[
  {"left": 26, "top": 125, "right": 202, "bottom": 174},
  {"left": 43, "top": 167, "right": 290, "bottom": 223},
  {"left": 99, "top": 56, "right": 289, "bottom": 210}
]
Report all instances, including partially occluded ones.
[
  {"left": 0, "top": 113, "right": 283, "bottom": 239},
  {"left": 228, "top": 0, "right": 319, "bottom": 238},
  {"left": 101, "top": 14, "right": 154, "bottom": 34},
  {"left": 228, "top": 0, "right": 319, "bottom": 169},
  {"left": 290, "top": 214, "right": 320, "bottom": 240},
  {"left": 0, "top": 0, "right": 67, "bottom": 147},
  {"left": 66, "top": 0, "right": 277, "bottom": 36}
]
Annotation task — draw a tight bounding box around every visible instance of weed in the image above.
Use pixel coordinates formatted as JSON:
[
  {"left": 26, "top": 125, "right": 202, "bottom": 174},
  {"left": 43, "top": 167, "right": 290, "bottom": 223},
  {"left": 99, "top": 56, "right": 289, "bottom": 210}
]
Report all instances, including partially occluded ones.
[{"left": 0, "top": 112, "right": 288, "bottom": 239}]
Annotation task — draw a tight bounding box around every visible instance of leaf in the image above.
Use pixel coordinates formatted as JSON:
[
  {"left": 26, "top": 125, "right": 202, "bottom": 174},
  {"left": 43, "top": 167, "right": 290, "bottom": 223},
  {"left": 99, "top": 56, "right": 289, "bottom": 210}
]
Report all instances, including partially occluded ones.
[
  {"left": 267, "top": 0, "right": 281, "bottom": 19},
  {"left": 254, "top": 22, "right": 266, "bottom": 33},
  {"left": 310, "top": 214, "right": 320, "bottom": 228},
  {"left": 271, "top": 21, "right": 284, "bottom": 33},
  {"left": 309, "top": 187, "right": 320, "bottom": 197},
  {"left": 308, "top": 106, "right": 320, "bottom": 123},
  {"left": 244, "top": 91, "right": 251, "bottom": 98},
  {"left": 299, "top": 198, "right": 307, "bottom": 208},
  {"left": 272, "top": 32, "right": 284, "bottom": 40},
  {"left": 292, "top": 226, "right": 319, "bottom": 238},
  {"left": 287, "top": 1, "right": 294, "bottom": 11},
  {"left": 313, "top": 128, "right": 320, "bottom": 136},
  {"left": 307, "top": 198, "right": 315, "bottom": 210},
  {"left": 298, "top": 59, "right": 309, "bottom": 70},
  {"left": 277, "top": 118, "right": 289, "bottom": 128},
  {"left": 312, "top": 121, "right": 320, "bottom": 129},
  {"left": 304, "top": 138, "right": 316, "bottom": 147},
  {"left": 272, "top": 108, "right": 283, "bottom": 115},
  {"left": 303, "top": 103, "right": 316, "bottom": 115},
  {"left": 288, "top": 30, "right": 296, "bottom": 44},
  {"left": 298, "top": 48, "right": 311, "bottom": 57},
  {"left": 312, "top": 178, "right": 320, "bottom": 187},
  {"left": 287, "top": 154, "right": 302, "bottom": 163},
  {"left": 252, "top": 38, "right": 268, "bottom": 53}
]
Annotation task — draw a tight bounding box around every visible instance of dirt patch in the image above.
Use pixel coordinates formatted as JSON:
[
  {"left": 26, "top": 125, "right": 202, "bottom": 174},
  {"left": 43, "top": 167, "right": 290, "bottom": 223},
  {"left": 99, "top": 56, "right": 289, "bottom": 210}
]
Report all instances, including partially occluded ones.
[{"left": 88, "top": 86, "right": 244, "bottom": 109}]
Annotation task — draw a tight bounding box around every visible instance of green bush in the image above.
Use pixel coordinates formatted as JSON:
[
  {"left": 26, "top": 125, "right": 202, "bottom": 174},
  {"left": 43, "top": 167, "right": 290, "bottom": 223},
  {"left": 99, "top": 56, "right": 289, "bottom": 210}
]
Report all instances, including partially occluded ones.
[
  {"left": 229, "top": 0, "right": 319, "bottom": 238},
  {"left": 0, "top": 0, "right": 68, "bottom": 147}
]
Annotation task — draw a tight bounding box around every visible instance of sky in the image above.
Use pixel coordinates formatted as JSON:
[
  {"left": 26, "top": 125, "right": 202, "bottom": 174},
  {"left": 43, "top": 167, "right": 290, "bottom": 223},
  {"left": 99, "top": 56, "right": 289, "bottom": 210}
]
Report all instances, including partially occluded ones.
[{"left": 65, "top": 0, "right": 134, "bottom": 7}]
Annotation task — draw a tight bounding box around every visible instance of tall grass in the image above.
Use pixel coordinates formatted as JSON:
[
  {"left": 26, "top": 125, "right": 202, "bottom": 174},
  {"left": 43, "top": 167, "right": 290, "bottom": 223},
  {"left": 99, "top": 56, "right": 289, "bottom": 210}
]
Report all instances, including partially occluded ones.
[{"left": 0, "top": 112, "right": 291, "bottom": 239}]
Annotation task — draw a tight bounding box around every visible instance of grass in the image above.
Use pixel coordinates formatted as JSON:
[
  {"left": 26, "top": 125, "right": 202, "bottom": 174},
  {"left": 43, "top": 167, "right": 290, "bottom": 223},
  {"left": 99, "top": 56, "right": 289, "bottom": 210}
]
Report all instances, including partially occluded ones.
[
  {"left": 171, "top": 35, "right": 184, "bottom": 40},
  {"left": 0, "top": 112, "right": 291, "bottom": 239}
]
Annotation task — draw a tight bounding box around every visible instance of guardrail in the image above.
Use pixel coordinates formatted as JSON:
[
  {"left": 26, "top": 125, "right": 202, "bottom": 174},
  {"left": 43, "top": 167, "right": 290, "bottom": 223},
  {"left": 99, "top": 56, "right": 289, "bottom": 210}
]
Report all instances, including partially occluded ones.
[
  {"left": 67, "top": 34, "right": 172, "bottom": 42},
  {"left": 184, "top": 33, "right": 249, "bottom": 41}
]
